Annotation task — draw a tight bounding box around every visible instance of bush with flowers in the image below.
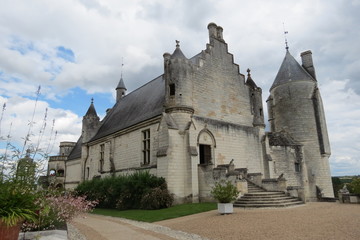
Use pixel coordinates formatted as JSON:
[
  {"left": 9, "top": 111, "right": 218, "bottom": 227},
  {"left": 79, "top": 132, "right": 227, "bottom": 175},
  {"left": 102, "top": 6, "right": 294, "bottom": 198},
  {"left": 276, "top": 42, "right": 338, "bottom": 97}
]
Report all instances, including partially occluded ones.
[{"left": 22, "top": 190, "right": 98, "bottom": 231}]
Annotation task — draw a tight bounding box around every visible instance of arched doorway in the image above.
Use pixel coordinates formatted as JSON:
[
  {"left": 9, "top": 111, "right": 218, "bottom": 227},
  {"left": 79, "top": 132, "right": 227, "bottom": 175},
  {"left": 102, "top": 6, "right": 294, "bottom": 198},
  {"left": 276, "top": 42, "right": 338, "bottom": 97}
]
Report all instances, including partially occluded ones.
[{"left": 197, "top": 129, "right": 216, "bottom": 165}]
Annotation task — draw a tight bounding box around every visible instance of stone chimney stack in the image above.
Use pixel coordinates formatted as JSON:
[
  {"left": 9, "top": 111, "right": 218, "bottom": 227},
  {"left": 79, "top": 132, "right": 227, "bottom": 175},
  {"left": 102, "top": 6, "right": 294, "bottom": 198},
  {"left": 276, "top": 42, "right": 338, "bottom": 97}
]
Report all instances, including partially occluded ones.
[
  {"left": 301, "top": 50, "right": 316, "bottom": 80},
  {"left": 208, "top": 22, "right": 217, "bottom": 43},
  {"left": 216, "top": 26, "right": 224, "bottom": 41}
]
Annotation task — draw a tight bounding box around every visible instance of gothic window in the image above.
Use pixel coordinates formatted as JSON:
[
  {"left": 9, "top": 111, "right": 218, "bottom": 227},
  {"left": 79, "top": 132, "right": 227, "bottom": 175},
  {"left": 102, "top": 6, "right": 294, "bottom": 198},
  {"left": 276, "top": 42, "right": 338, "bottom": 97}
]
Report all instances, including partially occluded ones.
[
  {"left": 169, "top": 83, "right": 175, "bottom": 96},
  {"left": 199, "top": 144, "right": 212, "bottom": 165},
  {"left": 99, "top": 144, "right": 105, "bottom": 172},
  {"left": 142, "top": 129, "right": 150, "bottom": 165}
]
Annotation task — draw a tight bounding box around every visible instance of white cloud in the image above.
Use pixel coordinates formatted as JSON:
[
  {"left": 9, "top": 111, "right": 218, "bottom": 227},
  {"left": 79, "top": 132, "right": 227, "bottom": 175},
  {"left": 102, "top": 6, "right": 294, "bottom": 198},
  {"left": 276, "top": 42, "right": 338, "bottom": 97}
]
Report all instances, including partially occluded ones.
[
  {"left": 0, "top": 95, "right": 81, "bottom": 159},
  {"left": 321, "top": 79, "right": 360, "bottom": 175}
]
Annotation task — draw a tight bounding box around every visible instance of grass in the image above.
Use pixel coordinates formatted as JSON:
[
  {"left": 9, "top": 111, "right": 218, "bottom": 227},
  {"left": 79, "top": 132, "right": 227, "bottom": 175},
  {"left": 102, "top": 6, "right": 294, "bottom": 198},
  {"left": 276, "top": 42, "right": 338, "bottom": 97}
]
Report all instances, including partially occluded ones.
[{"left": 91, "top": 202, "right": 217, "bottom": 222}]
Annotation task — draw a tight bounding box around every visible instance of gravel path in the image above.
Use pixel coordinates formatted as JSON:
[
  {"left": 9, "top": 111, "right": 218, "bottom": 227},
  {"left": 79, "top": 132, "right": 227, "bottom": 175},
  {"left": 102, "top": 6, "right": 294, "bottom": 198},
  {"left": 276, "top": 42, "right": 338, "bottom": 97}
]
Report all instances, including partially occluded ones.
[
  {"left": 71, "top": 202, "right": 360, "bottom": 240},
  {"left": 157, "top": 202, "right": 360, "bottom": 240}
]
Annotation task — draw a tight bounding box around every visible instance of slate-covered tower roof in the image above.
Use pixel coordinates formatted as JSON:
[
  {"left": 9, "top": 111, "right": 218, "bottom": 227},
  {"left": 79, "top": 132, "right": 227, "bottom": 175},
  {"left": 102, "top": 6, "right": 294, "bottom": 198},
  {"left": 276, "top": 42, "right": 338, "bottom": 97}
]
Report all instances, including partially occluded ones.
[
  {"left": 270, "top": 50, "right": 316, "bottom": 90},
  {"left": 116, "top": 76, "right": 127, "bottom": 102}
]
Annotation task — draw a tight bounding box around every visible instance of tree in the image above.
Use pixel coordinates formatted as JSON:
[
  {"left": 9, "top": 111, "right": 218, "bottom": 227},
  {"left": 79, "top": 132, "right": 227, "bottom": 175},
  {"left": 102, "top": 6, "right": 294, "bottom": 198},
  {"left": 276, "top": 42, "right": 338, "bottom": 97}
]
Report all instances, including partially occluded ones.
[{"left": 347, "top": 177, "right": 360, "bottom": 194}]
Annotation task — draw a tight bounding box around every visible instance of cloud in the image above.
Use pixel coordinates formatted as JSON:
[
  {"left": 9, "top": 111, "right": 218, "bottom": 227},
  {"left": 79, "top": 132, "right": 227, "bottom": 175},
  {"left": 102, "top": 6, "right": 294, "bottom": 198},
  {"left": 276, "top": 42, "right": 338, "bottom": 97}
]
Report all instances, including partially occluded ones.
[
  {"left": 0, "top": 95, "right": 82, "bottom": 158},
  {"left": 320, "top": 79, "right": 360, "bottom": 175}
]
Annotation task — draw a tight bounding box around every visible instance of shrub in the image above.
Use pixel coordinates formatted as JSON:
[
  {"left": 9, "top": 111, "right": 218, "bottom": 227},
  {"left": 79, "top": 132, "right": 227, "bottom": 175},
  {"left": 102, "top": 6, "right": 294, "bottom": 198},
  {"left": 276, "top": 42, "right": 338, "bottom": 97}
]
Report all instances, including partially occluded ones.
[
  {"left": 347, "top": 177, "right": 360, "bottom": 194},
  {"left": 210, "top": 180, "right": 239, "bottom": 203},
  {"left": 75, "top": 171, "right": 170, "bottom": 210},
  {"left": 140, "top": 185, "right": 174, "bottom": 210},
  {"left": 22, "top": 190, "right": 98, "bottom": 231}
]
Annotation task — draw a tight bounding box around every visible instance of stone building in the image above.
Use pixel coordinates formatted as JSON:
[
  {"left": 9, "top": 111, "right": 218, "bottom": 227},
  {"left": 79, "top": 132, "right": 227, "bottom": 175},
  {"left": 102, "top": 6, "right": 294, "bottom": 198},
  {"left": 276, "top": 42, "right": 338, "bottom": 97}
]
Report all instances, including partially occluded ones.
[{"left": 48, "top": 23, "right": 334, "bottom": 203}]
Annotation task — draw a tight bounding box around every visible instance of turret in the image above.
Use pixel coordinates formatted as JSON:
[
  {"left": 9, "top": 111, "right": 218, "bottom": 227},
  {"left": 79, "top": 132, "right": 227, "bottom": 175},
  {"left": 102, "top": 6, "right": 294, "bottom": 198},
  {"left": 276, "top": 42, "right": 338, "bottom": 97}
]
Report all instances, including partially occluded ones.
[
  {"left": 116, "top": 76, "right": 127, "bottom": 101},
  {"left": 268, "top": 49, "right": 333, "bottom": 200},
  {"left": 82, "top": 98, "right": 100, "bottom": 143},
  {"left": 163, "top": 40, "right": 194, "bottom": 114},
  {"left": 246, "top": 69, "right": 265, "bottom": 127}
]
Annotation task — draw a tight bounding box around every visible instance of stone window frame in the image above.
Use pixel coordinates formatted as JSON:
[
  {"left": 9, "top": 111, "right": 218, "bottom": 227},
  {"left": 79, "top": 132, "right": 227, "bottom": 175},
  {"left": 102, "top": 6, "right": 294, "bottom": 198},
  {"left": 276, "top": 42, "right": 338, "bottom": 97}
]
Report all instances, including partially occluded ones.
[
  {"left": 142, "top": 129, "right": 151, "bottom": 165},
  {"left": 99, "top": 143, "right": 105, "bottom": 172}
]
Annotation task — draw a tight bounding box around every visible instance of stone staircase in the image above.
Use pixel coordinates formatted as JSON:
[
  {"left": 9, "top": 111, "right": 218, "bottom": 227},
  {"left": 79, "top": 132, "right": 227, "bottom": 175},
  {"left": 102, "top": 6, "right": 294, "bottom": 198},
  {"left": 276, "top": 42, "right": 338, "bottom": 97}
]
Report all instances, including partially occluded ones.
[{"left": 233, "top": 181, "right": 304, "bottom": 208}]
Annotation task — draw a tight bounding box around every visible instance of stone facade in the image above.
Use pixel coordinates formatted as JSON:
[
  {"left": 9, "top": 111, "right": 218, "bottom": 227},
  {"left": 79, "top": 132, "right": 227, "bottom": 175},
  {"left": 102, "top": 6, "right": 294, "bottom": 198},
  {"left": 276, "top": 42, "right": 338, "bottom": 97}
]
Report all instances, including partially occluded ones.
[{"left": 48, "top": 23, "right": 334, "bottom": 203}]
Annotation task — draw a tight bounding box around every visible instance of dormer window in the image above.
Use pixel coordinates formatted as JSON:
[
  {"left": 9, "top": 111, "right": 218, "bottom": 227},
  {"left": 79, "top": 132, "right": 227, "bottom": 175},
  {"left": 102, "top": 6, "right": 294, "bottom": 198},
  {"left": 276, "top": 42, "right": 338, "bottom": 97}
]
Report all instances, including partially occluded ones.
[{"left": 169, "top": 83, "right": 175, "bottom": 96}]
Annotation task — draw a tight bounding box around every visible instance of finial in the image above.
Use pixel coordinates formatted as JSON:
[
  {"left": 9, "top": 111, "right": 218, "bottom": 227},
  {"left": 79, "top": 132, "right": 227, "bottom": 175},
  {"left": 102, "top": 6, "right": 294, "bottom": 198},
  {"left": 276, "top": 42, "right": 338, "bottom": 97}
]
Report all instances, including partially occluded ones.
[
  {"left": 247, "top": 68, "right": 251, "bottom": 77},
  {"left": 121, "top": 57, "right": 124, "bottom": 79},
  {"left": 91, "top": 97, "right": 94, "bottom": 104},
  {"left": 283, "top": 22, "right": 289, "bottom": 50},
  {"left": 176, "top": 40, "right": 180, "bottom": 48}
]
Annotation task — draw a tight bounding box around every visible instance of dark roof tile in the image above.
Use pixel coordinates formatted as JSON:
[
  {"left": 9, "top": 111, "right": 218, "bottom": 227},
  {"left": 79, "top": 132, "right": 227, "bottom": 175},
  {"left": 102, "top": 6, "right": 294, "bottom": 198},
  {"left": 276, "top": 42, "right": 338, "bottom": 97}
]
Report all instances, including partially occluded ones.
[{"left": 91, "top": 75, "right": 165, "bottom": 141}]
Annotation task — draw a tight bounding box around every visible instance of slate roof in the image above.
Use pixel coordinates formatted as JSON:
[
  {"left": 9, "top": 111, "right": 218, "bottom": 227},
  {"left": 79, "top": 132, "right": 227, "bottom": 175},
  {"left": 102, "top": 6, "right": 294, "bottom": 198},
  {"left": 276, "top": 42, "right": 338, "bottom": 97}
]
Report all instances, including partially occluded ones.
[
  {"left": 67, "top": 136, "right": 82, "bottom": 160},
  {"left": 116, "top": 77, "right": 127, "bottom": 90},
  {"left": 85, "top": 102, "right": 98, "bottom": 117},
  {"left": 270, "top": 50, "right": 315, "bottom": 90},
  {"left": 91, "top": 75, "right": 165, "bottom": 141}
]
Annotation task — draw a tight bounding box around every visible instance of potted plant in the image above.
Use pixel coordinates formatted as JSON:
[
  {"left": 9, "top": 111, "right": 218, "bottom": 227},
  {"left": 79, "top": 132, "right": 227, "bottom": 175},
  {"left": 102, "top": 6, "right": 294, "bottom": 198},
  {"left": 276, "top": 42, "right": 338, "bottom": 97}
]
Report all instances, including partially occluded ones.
[
  {"left": 0, "top": 180, "right": 38, "bottom": 240},
  {"left": 210, "top": 180, "right": 239, "bottom": 214}
]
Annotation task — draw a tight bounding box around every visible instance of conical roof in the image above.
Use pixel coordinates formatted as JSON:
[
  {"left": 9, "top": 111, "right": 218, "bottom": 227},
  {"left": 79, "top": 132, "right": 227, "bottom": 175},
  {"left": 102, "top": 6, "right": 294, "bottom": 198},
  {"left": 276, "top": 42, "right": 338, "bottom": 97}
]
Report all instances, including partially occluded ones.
[
  {"left": 171, "top": 41, "right": 187, "bottom": 59},
  {"left": 116, "top": 77, "right": 127, "bottom": 90},
  {"left": 271, "top": 50, "right": 315, "bottom": 90},
  {"left": 245, "top": 69, "right": 258, "bottom": 89},
  {"left": 85, "top": 99, "right": 98, "bottom": 117}
]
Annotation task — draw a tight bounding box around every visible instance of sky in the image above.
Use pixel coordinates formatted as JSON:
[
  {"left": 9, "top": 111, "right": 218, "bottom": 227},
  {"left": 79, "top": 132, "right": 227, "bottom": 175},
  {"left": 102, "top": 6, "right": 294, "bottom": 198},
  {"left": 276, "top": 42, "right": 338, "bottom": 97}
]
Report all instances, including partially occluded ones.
[{"left": 0, "top": 0, "right": 359, "bottom": 176}]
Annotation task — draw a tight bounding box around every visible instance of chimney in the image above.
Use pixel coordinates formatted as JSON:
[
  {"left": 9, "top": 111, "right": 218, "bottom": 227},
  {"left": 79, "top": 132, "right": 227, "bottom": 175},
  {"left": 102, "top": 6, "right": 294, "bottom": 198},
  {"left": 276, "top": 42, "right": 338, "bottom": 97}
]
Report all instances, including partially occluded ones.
[
  {"left": 216, "top": 26, "right": 224, "bottom": 41},
  {"left": 207, "top": 22, "right": 218, "bottom": 43},
  {"left": 301, "top": 50, "right": 316, "bottom": 80}
]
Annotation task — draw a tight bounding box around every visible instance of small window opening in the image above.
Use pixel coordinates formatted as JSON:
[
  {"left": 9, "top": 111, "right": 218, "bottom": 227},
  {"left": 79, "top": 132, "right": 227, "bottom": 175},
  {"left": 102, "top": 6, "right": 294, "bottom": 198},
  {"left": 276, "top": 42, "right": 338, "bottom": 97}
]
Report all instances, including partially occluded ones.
[
  {"left": 57, "top": 169, "right": 64, "bottom": 177},
  {"left": 199, "top": 144, "right": 211, "bottom": 165},
  {"left": 295, "top": 162, "right": 301, "bottom": 172},
  {"left": 169, "top": 84, "right": 175, "bottom": 96},
  {"left": 259, "top": 108, "right": 263, "bottom": 116}
]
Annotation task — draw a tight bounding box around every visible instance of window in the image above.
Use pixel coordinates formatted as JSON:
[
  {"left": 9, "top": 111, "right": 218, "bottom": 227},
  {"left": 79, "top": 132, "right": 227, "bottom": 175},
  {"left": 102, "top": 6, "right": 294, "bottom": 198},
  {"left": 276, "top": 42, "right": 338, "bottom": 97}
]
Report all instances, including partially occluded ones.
[
  {"left": 57, "top": 169, "right": 64, "bottom": 177},
  {"left": 99, "top": 144, "right": 105, "bottom": 172},
  {"left": 295, "top": 162, "right": 301, "bottom": 172},
  {"left": 199, "top": 144, "right": 211, "bottom": 164},
  {"left": 142, "top": 129, "right": 150, "bottom": 165},
  {"left": 169, "top": 83, "right": 175, "bottom": 96}
]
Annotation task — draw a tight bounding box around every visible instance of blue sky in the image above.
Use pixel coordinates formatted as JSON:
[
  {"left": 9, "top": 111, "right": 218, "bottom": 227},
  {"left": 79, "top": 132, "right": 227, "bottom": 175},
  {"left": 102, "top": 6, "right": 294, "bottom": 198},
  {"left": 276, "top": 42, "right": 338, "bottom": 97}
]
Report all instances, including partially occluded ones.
[{"left": 1, "top": 0, "right": 360, "bottom": 176}]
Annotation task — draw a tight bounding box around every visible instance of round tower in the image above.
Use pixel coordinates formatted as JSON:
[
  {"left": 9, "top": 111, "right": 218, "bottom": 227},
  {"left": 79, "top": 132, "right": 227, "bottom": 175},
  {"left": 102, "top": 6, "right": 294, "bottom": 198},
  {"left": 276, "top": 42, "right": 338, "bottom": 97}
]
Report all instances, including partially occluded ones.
[{"left": 267, "top": 49, "right": 333, "bottom": 201}]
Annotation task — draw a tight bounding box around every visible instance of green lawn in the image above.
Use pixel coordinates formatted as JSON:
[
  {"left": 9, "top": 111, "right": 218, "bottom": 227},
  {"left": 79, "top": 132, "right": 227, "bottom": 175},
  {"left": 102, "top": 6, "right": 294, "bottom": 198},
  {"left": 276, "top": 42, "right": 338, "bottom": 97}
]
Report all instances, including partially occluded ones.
[{"left": 91, "top": 202, "right": 217, "bottom": 223}]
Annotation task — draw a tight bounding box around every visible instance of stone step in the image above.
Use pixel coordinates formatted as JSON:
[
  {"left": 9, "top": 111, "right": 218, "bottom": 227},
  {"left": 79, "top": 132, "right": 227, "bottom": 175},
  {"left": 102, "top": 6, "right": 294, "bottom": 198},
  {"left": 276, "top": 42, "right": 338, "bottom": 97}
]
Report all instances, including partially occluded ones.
[
  {"left": 233, "top": 201, "right": 304, "bottom": 208},
  {"left": 238, "top": 196, "right": 298, "bottom": 202},
  {"left": 245, "top": 192, "right": 285, "bottom": 197},
  {"left": 235, "top": 198, "right": 301, "bottom": 204}
]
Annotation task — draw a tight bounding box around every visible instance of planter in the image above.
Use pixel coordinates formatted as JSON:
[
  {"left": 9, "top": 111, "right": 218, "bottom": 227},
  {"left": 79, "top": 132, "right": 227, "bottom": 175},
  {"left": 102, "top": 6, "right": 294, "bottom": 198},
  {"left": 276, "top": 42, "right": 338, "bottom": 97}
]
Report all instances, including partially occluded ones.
[
  {"left": 217, "top": 203, "right": 233, "bottom": 214},
  {"left": 0, "top": 221, "right": 21, "bottom": 240}
]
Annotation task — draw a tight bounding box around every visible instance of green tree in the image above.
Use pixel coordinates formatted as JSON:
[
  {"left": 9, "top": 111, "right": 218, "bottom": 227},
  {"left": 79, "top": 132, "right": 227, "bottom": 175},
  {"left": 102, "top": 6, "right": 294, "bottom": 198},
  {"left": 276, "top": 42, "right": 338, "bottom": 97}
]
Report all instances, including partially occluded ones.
[
  {"left": 347, "top": 177, "right": 360, "bottom": 194},
  {"left": 331, "top": 177, "right": 343, "bottom": 197}
]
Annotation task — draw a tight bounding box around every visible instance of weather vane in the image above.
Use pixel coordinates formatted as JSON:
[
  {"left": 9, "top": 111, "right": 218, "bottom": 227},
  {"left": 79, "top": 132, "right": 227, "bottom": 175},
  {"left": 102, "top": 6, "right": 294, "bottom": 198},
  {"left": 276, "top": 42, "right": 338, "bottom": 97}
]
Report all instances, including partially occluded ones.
[
  {"left": 283, "top": 22, "right": 289, "bottom": 50},
  {"left": 121, "top": 57, "right": 124, "bottom": 78}
]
